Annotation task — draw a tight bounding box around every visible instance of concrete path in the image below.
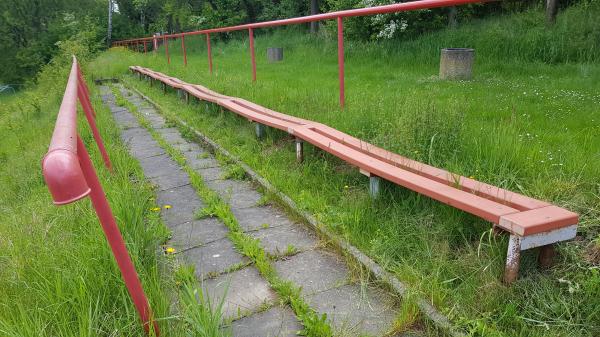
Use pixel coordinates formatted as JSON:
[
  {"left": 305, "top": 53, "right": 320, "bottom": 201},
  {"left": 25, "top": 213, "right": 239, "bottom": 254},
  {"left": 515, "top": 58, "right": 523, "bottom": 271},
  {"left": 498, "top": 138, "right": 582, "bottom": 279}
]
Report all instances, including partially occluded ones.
[{"left": 99, "top": 85, "right": 411, "bottom": 336}]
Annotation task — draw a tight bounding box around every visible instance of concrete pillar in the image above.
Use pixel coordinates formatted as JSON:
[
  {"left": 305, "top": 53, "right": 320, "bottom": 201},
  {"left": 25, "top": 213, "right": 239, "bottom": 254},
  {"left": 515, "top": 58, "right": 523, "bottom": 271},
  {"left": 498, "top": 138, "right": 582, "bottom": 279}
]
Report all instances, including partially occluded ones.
[
  {"left": 267, "top": 48, "right": 283, "bottom": 62},
  {"left": 439, "top": 48, "right": 474, "bottom": 80}
]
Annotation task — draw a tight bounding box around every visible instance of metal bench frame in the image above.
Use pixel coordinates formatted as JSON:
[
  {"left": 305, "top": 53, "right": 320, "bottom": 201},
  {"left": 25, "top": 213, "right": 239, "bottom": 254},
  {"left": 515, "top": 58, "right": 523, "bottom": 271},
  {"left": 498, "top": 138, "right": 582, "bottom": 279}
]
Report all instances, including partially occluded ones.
[{"left": 129, "top": 65, "right": 579, "bottom": 284}]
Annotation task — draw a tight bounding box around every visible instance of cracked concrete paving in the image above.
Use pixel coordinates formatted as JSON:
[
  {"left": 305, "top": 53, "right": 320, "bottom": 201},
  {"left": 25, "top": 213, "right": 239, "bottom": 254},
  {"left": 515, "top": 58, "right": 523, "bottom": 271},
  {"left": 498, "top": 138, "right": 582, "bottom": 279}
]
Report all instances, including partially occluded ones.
[{"left": 99, "top": 84, "right": 419, "bottom": 336}]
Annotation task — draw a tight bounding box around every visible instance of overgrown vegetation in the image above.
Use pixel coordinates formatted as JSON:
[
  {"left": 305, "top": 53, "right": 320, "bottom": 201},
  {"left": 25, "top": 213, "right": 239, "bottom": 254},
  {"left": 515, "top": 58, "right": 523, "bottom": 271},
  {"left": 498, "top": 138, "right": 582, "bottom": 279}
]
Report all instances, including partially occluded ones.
[
  {"left": 89, "top": 2, "right": 599, "bottom": 336},
  {"left": 114, "top": 86, "right": 335, "bottom": 336}
]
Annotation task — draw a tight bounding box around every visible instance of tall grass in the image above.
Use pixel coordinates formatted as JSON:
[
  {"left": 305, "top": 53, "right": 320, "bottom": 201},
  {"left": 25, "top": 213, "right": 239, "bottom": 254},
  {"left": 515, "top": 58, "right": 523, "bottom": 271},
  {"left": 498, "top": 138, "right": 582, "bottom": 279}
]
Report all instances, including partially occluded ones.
[
  {"left": 89, "top": 2, "right": 600, "bottom": 336},
  {"left": 0, "top": 48, "right": 229, "bottom": 334}
]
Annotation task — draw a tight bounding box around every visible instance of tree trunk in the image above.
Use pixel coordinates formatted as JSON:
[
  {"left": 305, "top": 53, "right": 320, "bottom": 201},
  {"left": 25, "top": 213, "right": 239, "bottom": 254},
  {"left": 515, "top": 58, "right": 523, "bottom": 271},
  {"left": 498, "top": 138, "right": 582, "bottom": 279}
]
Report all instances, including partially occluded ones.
[
  {"left": 107, "top": 0, "right": 112, "bottom": 47},
  {"left": 448, "top": 6, "right": 457, "bottom": 28},
  {"left": 546, "top": 0, "right": 558, "bottom": 24},
  {"left": 310, "top": 0, "right": 319, "bottom": 33}
]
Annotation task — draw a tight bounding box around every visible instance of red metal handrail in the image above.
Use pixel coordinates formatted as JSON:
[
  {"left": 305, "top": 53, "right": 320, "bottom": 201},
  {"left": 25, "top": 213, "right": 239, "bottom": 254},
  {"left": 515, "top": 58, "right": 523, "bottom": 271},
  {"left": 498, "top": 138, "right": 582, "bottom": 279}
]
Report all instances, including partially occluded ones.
[
  {"left": 42, "top": 56, "right": 158, "bottom": 335},
  {"left": 114, "top": 0, "right": 493, "bottom": 107}
]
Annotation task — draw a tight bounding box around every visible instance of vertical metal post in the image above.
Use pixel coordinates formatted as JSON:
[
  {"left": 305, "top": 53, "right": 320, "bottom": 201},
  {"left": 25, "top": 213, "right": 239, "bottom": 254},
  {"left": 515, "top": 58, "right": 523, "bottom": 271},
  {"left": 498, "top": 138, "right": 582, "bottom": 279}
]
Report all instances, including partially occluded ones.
[
  {"left": 538, "top": 245, "right": 555, "bottom": 268},
  {"left": 369, "top": 176, "right": 381, "bottom": 199},
  {"left": 206, "top": 33, "right": 213, "bottom": 74},
  {"left": 164, "top": 36, "right": 170, "bottom": 64},
  {"left": 503, "top": 235, "right": 522, "bottom": 284},
  {"left": 76, "top": 73, "right": 112, "bottom": 171},
  {"left": 76, "top": 136, "right": 158, "bottom": 335},
  {"left": 295, "top": 138, "right": 304, "bottom": 163},
  {"left": 255, "top": 123, "right": 265, "bottom": 139},
  {"left": 337, "top": 16, "right": 345, "bottom": 109},
  {"left": 249, "top": 28, "right": 257, "bottom": 82},
  {"left": 181, "top": 35, "right": 187, "bottom": 66}
]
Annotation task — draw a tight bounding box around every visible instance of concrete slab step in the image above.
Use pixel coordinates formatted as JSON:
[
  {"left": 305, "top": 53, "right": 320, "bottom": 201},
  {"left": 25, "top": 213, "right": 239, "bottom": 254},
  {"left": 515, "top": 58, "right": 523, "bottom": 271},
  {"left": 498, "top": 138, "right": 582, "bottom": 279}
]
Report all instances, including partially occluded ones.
[
  {"left": 274, "top": 250, "right": 350, "bottom": 296},
  {"left": 249, "top": 223, "right": 318, "bottom": 257},
  {"left": 227, "top": 306, "right": 303, "bottom": 337},
  {"left": 306, "top": 284, "right": 399, "bottom": 337},
  {"left": 156, "top": 184, "right": 204, "bottom": 227},
  {"left": 169, "top": 218, "right": 230, "bottom": 251},
  {"left": 232, "top": 206, "right": 295, "bottom": 232},
  {"left": 205, "top": 179, "right": 263, "bottom": 209},
  {"left": 182, "top": 238, "right": 248, "bottom": 280}
]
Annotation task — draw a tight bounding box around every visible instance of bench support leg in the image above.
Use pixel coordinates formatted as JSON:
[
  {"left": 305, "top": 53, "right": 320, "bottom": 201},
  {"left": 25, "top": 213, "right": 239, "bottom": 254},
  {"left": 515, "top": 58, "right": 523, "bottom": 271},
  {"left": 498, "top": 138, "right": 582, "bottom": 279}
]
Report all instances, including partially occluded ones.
[
  {"left": 503, "top": 234, "right": 522, "bottom": 284},
  {"left": 149, "top": 78, "right": 153, "bottom": 87},
  {"left": 538, "top": 244, "right": 555, "bottom": 269},
  {"left": 295, "top": 139, "right": 304, "bottom": 163},
  {"left": 255, "top": 123, "right": 266, "bottom": 139},
  {"left": 161, "top": 83, "right": 166, "bottom": 93},
  {"left": 369, "top": 176, "right": 381, "bottom": 199},
  {"left": 184, "top": 92, "right": 190, "bottom": 104}
]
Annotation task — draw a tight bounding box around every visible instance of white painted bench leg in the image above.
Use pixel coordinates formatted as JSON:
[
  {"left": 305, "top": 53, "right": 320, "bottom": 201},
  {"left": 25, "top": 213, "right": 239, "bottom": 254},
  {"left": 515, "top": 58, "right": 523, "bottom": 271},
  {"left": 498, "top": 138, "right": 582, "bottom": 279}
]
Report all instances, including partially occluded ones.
[
  {"left": 295, "top": 138, "right": 304, "bottom": 163},
  {"left": 503, "top": 234, "right": 522, "bottom": 284},
  {"left": 369, "top": 175, "right": 381, "bottom": 199},
  {"left": 255, "top": 123, "right": 266, "bottom": 139}
]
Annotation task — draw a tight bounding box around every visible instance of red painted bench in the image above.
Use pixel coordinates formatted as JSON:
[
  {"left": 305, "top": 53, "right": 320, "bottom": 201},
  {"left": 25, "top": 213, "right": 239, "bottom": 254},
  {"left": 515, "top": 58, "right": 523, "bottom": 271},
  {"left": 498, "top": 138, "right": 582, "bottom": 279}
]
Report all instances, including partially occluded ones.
[{"left": 129, "top": 65, "right": 579, "bottom": 283}]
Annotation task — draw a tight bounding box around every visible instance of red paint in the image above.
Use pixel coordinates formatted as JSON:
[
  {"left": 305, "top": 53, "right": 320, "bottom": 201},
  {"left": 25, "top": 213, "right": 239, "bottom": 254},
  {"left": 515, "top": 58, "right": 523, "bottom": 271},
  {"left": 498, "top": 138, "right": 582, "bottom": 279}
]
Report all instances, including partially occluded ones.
[
  {"left": 206, "top": 33, "right": 213, "bottom": 74},
  {"left": 181, "top": 35, "right": 187, "bottom": 66},
  {"left": 42, "top": 58, "right": 158, "bottom": 335},
  {"left": 249, "top": 28, "right": 256, "bottom": 82},
  {"left": 144, "top": 41, "right": 147, "bottom": 54},
  {"left": 164, "top": 36, "right": 170, "bottom": 64},
  {"left": 337, "top": 17, "right": 345, "bottom": 109},
  {"left": 114, "top": 0, "right": 493, "bottom": 107},
  {"left": 75, "top": 65, "right": 112, "bottom": 170},
  {"left": 130, "top": 65, "right": 580, "bottom": 234}
]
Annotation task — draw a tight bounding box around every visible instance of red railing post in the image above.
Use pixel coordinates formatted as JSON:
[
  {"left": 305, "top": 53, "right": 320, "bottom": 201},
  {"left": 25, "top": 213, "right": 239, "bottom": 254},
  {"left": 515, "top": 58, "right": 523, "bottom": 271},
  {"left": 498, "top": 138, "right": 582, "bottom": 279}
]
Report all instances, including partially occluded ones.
[
  {"left": 206, "top": 33, "right": 213, "bottom": 74},
  {"left": 337, "top": 16, "right": 345, "bottom": 109},
  {"left": 42, "top": 57, "right": 158, "bottom": 335},
  {"left": 181, "top": 35, "right": 187, "bottom": 66},
  {"left": 164, "top": 36, "right": 170, "bottom": 64},
  {"left": 249, "top": 28, "right": 256, "bottom": 82},
  {"left": 75, "top": 67, "right": 112, "bottom": 171},
  {"left": 144, "top": 41, "right": 147, "bottom": 54},
  {"left": 76, "top": 136, "right": 158, "bottom": 335}
]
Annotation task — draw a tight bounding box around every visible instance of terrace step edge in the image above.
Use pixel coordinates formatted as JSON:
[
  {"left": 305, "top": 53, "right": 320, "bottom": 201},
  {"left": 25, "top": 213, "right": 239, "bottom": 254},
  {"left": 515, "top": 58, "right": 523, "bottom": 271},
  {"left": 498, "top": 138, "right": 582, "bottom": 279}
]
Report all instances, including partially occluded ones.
[{"left": 125, "top": 83, "right": 467, "bottom": 337}]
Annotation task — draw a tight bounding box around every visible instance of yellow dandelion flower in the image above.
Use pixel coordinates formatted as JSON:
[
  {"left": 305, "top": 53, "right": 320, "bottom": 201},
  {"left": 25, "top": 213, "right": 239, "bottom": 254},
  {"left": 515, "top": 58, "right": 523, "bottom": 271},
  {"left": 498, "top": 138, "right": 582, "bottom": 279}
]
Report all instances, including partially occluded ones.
[
  {"left": 150, "top": 207, "right": 161, "bottom": 212},
  {"left": 164, "top": 205, "right": 172, "bottom": 209},
  {"left": 165, "top": 247, "right": 176, "bottom": 254},
  {"left": 469, "top": 176, "right": 475, "bottom": 179},
  {"left": 344, "top": 185, "right": 349, "bottom": 189}
]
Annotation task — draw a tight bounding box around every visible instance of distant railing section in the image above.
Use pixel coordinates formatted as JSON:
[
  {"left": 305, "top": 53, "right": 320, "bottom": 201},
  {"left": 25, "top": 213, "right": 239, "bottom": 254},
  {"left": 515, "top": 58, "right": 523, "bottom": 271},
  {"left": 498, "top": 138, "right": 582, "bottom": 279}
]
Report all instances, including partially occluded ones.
[
  {"left": 41, "top": 56, "right": 158, "bottom": 335},
  {"left": 112, "top": 0, "right": 493, "bottom": 108}
]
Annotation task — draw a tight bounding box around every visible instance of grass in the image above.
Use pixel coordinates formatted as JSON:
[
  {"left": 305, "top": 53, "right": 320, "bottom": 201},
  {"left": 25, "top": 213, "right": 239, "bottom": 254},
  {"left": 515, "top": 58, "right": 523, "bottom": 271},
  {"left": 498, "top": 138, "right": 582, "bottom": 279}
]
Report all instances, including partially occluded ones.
[
  {"left": 89, "top": 3, "right": 600, "bottom": 336},
  {"left": 112, "top": 84, "right": 337, "bottom": 336},
  {"left": 0, "top": 51, "right": 233, "bottom": 335}
]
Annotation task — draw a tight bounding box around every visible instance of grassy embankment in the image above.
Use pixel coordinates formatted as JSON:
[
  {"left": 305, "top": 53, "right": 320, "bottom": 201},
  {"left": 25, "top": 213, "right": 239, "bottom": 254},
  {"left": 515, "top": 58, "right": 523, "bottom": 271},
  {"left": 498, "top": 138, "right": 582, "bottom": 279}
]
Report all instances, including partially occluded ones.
[
  {"left": 91, "top": 2, "right": 599, "bottom": 337},
  {"left": 0, "top": 51, "right": 230, "bottom": 335}
]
